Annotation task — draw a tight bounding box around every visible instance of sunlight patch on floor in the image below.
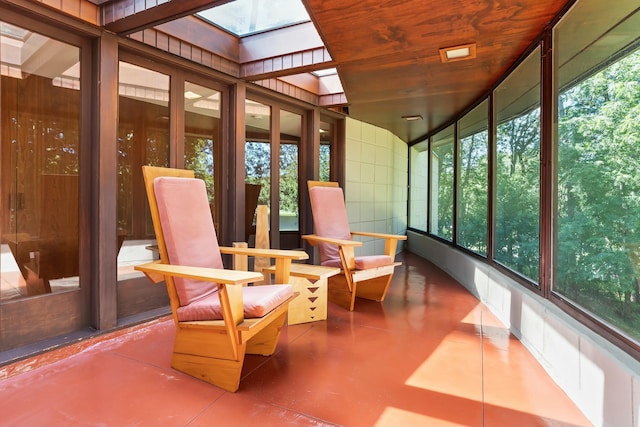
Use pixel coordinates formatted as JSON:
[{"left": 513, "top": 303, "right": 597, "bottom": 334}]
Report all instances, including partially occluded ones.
[{"left": 374, "top": 406, "right": 469, "bottom": 427}]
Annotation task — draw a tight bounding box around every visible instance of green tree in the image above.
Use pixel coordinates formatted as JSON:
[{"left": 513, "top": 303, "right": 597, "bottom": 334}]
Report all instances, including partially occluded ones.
[
  {"left": 185, "top": 136, "right": 214, "bottom": 202},
  {"left": 279, "top": 143, "right": 298, "bottom": 214},
  {"left": 495, "top": 110, "right": 541, "bottom": 280},
  {"left": 458, "top": 130, "right": 489, "bottom": 254},
  {"left": 245, "top": 141, "right": 271, "bottom": 205},
  {"left": 557, "top": 49, "right": 640, "bottom": 334},
  {"left": 432, "top": 138, "right": 454, "bottom": 240}
]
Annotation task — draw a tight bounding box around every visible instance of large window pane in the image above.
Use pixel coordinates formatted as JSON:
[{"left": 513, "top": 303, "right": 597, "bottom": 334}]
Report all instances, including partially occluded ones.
[
  {"left": 457, "top": 101, "right": 488, "bottom": 255},
  {"left": 280, "top": 110, "right": 301, "bottom": 231},
  {"left": 117, "top": 62, "right": 169, "bottom": 277},
  {"left": 245, "top": 99, "right": 271, "bottom": 240},
  {"left": 1, "top": 23, "right": 81, "bottom": 300},
  {"left": 319, "top": 120, "right": 333, "bottom": 181},
  {"left": 184, "top": 82, "right": 219, "bottom": 229},
  {"left": 494, "top": 48, "right": 541, "bottom": 282},
  {"left": 555, "top": 1, "right": 640, "bottom": 339},
  {"left": 409, "top": 140, "right": 428, "bottom": 231},
  {"left": 429, "top": 126, "right": 454, "bottom": 240}
]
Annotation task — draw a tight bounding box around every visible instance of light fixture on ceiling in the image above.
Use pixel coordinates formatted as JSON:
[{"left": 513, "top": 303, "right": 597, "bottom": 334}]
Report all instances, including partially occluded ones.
[
  {"left": 184, "top": 91, "right": 202, "bottom": 99},
  {"left": 439, "top": 43, "right": 477, "bottom": 63},
  {"left": 402, "top": 115, "right": 423, "bottom": 121}
]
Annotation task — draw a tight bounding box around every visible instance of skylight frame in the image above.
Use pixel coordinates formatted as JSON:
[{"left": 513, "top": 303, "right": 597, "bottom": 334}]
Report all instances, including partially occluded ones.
[{"left": 196, "top": 0, "right": 311, "bottom": 38}]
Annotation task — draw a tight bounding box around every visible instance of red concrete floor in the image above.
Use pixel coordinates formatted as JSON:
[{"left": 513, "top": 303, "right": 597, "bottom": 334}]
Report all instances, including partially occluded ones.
[{"left": 0, "top": 251, "right": 592, "bottom": 427}]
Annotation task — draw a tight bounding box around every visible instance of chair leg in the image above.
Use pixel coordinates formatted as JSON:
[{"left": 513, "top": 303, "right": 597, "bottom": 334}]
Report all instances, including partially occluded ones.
[
  {"left": 170, "top": 326, "right": 247, "bottom": 391},
  {"left": 355, "top": 274, "right": 393, "bottom": 302},
  {"left": 171, "top": 351, "right": 246, "bottom": 392},
  {"left": 327, "top": 274, "right": 357, "bottom": 311},
  {"left": 246, "top": 311, "right": 288, "bottom": 355},
  {"left": 328, "top": 273, "right": 394, "bottom": 310}
]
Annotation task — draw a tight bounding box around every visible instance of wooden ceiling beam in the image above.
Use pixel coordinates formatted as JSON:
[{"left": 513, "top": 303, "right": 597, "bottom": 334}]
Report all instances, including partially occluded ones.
[
  {"left": 240, "top": 47, "right": 335, "bottom": 80},
  {"left": 102, "top": 0, "right": 229, "bottom": 35},
  {"left": 319, "top": 93, "right": 348, "bottom": 107}
]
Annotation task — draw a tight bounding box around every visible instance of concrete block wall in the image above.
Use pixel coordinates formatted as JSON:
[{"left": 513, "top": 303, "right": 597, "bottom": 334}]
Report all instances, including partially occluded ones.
[{"left": 344, "top": 117, "right": 408, "bottom": 256}]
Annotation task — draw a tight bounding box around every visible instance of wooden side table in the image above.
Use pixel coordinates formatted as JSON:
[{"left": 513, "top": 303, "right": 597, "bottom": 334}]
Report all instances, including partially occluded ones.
[{"left": 263, "top": 263, "right": 340, "bottom": 325}]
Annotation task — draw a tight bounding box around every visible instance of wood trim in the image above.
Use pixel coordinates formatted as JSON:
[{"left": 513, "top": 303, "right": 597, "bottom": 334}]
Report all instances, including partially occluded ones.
[
  {"left": 251, "top": 79, "right": 318, "bottom": 105},
  {"left": 92, "top": 32, "right": 119, "bottom": 329},
  {"left": 539, "top": 31, "right": 553, "bottom": 299},
  {"left": 319, "top": 93, "right": 347, "bottom": 107},
  {"left": 128, "top": 28, "right": 240, "bottom": 78},
  {"left": 240, "top": 48, "right": 335, "bottom": 80},
  {"left": 102, "top": 0, "right": 226, "bottom": 34}
]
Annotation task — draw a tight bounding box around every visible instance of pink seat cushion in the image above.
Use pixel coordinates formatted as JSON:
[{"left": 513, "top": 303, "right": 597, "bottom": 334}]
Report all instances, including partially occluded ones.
[
  {"left": 309, "top": 186, "right": 351, "bottom": 264},
  {"left": 321, "top": 255, "right": 394, "bottom": 270},
  {"left": 154, "top": 176, "right": 223, "bottom": 307},
  {"left": 177, "top": 284, "right": 294, "bottom": 321}
]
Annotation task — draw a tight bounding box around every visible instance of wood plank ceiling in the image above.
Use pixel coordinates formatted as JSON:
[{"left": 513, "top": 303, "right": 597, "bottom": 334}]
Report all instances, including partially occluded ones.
[{"left": 97, "top": 0, "right": 570, "bottom": 142}]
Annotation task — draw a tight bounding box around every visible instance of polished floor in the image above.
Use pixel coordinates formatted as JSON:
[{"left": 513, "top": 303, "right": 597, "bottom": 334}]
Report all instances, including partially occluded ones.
[{"left": 0, "top": 251, "right": 592, "bottom": 427}]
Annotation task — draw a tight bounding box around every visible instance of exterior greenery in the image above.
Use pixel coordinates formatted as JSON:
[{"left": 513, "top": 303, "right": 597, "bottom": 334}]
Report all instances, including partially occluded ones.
[
  {"left": 245, "top": 141, "right": 271, "bottom": 206},
  {"left": 495, "top": 109, "right": 541, "bottom": 281},
  {"left": 410, "top": 45, "right": 640, "bottom": 342},
  {"left": 245, "top": 141, "right": 301, "bottom": 230},
  {"left": 457, "top": 129, "right": 488, "bottom": 255},
  {"left": 556, "top": 49, "right": 640, "bottom": 339},
  {"left": 245, "top": 141, "right": 330, "bottom": 230},
  {"left": 185, "top": 136, "right": 215, "bottom": 202},
  {"left": 430, "top": 126, "right": 454, "bottom": 241}
]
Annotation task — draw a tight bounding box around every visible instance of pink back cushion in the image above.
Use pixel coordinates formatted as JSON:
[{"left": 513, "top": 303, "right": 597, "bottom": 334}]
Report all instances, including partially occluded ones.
[
  {"left": 154, "top": 176, "right": 222, "bottom": 306},
  {"left": 309, "top": 186, "right": 395, "bottom": 271},
  {"left": 309, "top": 186, "right": 352, "bottom": 264}
]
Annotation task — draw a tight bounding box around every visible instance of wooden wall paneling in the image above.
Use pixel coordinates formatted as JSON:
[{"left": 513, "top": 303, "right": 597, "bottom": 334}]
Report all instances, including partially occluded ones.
[{"left": 102, "top": 0, "right": 225, "bottom": 34}]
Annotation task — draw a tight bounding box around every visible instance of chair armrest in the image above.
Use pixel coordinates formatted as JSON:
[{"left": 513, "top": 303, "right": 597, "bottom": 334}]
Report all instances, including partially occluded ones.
[
  {"left": 350, "top": 232, "right": 407, "bottom": 258},
  {"left": 350, "top": 231, "right": 407, "bottom": 241},
  {"left": 302, "top": 234, "right": 362, "bottom": 247},
  {"left": 219, "top": 247, "right": 308, "bottom": 284},
  {"left": 134, "top": 261, "right": 263, "bottom": 285},
  {"left": 219, "top": 246, "right": 308, "bottom": 261}
]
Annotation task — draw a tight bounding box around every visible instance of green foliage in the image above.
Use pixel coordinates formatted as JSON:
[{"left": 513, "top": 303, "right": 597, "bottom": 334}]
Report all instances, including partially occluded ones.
[
  {"left": 320, "top": 144, "right": 331, "bottom": 181},
  {"left": 495, "top": 110, "right": 541, "bottom": 281},
  {"left": 279, "top": 143, "right": 298, "bottom": 213},
  {"left": 557, "top": 49, "right": 640, "bottom": 337},
  {"left": 432, "top": 140, "right": 454, "bottom": 240},
  {"left": 245, "top": 141, "right": 271, "bottom": 205},
  {"left": 185, "top": 136, "right": 214, "bottom": 202},
  {"left": 458, "top": 131, "right": 488, "bottom": 255}
]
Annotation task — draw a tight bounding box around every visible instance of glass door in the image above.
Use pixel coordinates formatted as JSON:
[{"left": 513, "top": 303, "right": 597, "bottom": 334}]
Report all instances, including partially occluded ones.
[{"left": 0, "top": 20, "right": 89, "bottom": 351}]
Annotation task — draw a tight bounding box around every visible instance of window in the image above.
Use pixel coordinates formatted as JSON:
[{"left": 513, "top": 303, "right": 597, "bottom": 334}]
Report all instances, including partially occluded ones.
[
  {"left": 429, "top": 126, "right": 454, "bottom": 241},
  {"left": 409, "top": 140, "right": 428, "bottom": 231},
  {"left": 279, "top": 110, "right": 301, "bottom": 231},
  {"left": 184, "top": 81, "right": 220, "bottom": 228},
  {"left": 319, "top": 120, "right": 333, "bottom": 182},
  {"left": 197, "top": 0, "right": 310, "bottom": 36},
  {"left": 554, "top": 1, "right": 640, "bottom": 340},
  {"left": 117, "top": 61, "right": 170, "bottom": 276},
  {"left": 493, "top": 48, "right": 541, "bottom": 283},
  {"left": 245, "top": 99, "right": 271, "bottom": 239},
  {"left": 1, "top": 22, "right": 82, "bottom": 300},
  {"left": 457, "top": 100, "right": 489, "bottom": 255}
]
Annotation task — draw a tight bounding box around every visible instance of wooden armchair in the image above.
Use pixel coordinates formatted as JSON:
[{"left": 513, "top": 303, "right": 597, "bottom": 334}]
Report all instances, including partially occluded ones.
[
  {"left": 302, "top": 181, "right": 407, "bottom": 311},
  {"left": 134, "top": 166, "right": 308, "bottom": 392}
]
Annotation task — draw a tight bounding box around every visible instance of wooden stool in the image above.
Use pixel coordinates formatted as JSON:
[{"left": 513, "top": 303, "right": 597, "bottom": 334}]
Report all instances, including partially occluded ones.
[{"left": 263, "top": 263, "right": 340, "bottom": 325}]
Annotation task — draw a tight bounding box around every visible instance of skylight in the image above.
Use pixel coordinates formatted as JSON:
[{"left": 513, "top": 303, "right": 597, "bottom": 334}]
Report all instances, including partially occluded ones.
[
  {"left": 197, "top": 0, "right": 311, "bottom": 37},
  {"left": 312, "top": 68, "right": 338, "bottom": 77}
]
